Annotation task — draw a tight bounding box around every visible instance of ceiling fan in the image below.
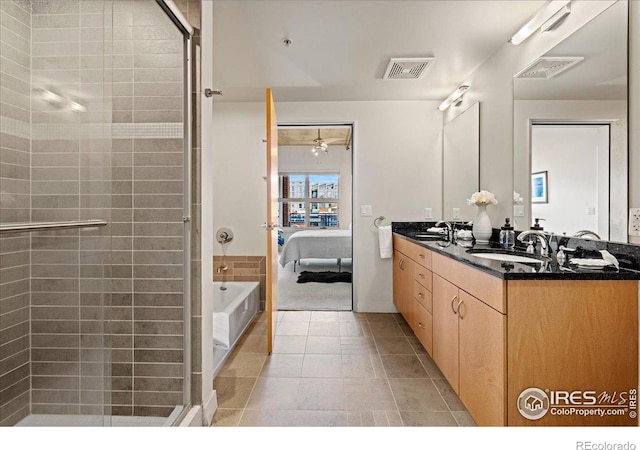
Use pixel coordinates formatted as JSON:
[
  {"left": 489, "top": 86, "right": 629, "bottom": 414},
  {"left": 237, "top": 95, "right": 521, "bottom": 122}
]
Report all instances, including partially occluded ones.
[{"left": 311, "top": 129, "right": 340, "bottom": 155}]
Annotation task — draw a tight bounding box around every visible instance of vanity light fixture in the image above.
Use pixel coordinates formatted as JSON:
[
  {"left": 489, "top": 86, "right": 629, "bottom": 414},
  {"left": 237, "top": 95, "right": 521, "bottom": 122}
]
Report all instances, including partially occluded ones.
[
  {"left": 510, "top": 0, "right": 571, "bottom": 46},
  {"left": 438, "top": 84, "right": 470, "bottom": 111}
]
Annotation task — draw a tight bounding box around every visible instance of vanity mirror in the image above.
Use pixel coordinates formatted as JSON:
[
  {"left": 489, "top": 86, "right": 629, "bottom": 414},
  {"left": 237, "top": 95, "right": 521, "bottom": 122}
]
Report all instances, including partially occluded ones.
[
  {"left": 512, "top": 1, "right": 628, "bottom": 242},
  {"left": 443, "top": 102, "right": 480, "bottom": 222}
]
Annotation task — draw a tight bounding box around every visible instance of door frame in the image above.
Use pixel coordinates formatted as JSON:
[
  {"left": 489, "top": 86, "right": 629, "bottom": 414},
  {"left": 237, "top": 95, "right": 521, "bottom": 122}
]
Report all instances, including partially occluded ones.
[{"left": 277, "top": 122, "right": 356, "bottom": 312}]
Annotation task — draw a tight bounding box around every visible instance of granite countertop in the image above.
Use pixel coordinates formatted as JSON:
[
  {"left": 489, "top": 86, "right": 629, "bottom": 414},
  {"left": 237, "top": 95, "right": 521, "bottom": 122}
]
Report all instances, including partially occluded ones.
[{"left": 393, "top": 229, "right": 640, "bottom": 281}]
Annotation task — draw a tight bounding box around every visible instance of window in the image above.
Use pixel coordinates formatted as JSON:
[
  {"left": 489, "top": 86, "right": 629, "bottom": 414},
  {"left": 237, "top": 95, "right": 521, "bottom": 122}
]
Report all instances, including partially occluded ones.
[{"left": 279, "top": 173, "right": 339, "bottom": 228}]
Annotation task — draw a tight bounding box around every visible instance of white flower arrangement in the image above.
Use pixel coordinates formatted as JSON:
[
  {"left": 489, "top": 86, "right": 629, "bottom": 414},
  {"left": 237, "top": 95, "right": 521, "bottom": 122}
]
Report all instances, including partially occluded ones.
[
  {"left": 513, "top": 191, "right": 524, "bottom": 205},
  {"left": 467, "top": 190, "right": 498, "bottom": 206}
]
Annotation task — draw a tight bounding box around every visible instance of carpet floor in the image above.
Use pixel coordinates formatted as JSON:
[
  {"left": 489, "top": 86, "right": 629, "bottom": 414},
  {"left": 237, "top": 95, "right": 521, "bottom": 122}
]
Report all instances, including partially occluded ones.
[{"left": 278, "top": 258, "right": 353, "bottom": 311}]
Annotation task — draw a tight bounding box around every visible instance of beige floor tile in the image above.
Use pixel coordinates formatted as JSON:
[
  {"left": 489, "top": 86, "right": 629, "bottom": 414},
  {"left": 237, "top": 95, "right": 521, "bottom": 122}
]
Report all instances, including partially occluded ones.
[
  {"left": 238, "top": 409, "right": 298, "bottom": 426},
  {"left": 380, "top": 354, "right": 428, "bottom": 378},
  {"left": 347, "top": 410, "right": 375, "bottom": 426},
  {"left": 301, "top": 354, "right": 343, "bottom": 378},
  {"left": 216, "top": 352, "right": 267, "bottom": 378},
  {"left": 305, "top": 336, "right": 342, "bottom": 354},
  {"left": 308, "top": 321, "right": 341, "bottom": 336},
  {"left": 245, "top": 376, "right": 300, "bottom": 410},
  {"left": 213, "top": 377, "right": 257, "bottom": 409},
  {"left": 337, "top": 311, "right": 366, "bottom": 322},
  {"left": 370, "top": 354, "right": 388, "bottom": 378},
  {"left": 276, "top": 321, "right": 310, "bottom": 336},
  {"left": 432, "top": 378, "right": 466, "bottom": 411},
  {"left": 210, "top": 408, "right": 243, "bottom": 426},
  {"left": 372, "top": 410, "right": 403, "bottom": 426},
  {"left": 398, "top": 321, "right": 414, "bottom": 337},
  {"left": 344, "top": 378, "right": 396, "bottom": 410},
  {"left": 406, "top": 336, "right": 428, "bottom": 355},
  {"left": 373, "top": 336, "right": 415, "bottom": 354},
  {"left": 294, "top": 410, "right": 349, "bottom": 426},
  {"left": 310, "top": 311, "right": 339, "bottom": 322},
  {"left": 452, "top": 410, "right": 477, "bottom": 426},
  {"left": 368, "top": 321, "right": 405, "bottom": 337},
  {"left": 340, "top": 336, "right": 378, "bottom": 355},
  {"left": 388, "top": 378, "right": 448, "bottom": 412},
  {"left": 245, "top": 320, "right": 267, "bottom": 336},
  {"left": 417, "top": 353, "right": 445, "bottom": 378},
  {"left": 281, "top": 311, "right": 312, "bottom": 321},
  {"left": 296, "top": 378, "right": 346, "bottom": 410},
  {"left": 235, "top": 334, "right": 268, "bottom": 353},
  {"left": 339, "top": 322, "right": 366, "bottom": 337},
  {"left": 272, "top": 335, "right": 307, "bottom": 354},
  {"left": 260, "top": 354, "right": 304, "bottom": 378},
  {"left": 362, "top": 313, "right": 398, "bottom": 323},
  {"left": 341, "top": 354, "right": 376, "bottom": 378},
  {"left": 399, "top": 410, "right": 459, "bottom": 426}
]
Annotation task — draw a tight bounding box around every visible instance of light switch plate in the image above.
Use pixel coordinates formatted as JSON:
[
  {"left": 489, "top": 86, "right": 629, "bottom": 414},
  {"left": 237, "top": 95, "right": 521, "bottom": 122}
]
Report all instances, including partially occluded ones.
[
  {"left": 586, "top": 207, "right": 596, "bottom": 216},
  {"left": 452, "top": 208, "right": 460, "bottom": 220},
  {"left": 360, "top": 205, "right": 372, "bottom": 217},
  {"left": 629, "top": 208, "right": 640, "bottom": 236},
  {"left": 513, "top": 205, "right": 525, "bottom": 217},
  {"left": 424, "top": 208, "right": 433, "bottom": 219}
]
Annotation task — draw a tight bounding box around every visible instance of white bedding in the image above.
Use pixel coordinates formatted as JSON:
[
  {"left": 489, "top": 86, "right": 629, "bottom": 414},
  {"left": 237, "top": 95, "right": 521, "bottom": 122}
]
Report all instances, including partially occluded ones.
[{"left": 279, "top": 229, "right": 352, "bottom": 268}]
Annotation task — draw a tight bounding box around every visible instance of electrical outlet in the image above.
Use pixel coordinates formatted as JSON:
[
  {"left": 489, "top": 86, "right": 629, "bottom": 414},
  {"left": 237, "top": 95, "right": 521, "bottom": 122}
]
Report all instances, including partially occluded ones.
[
  {"left": 424, "top": 208, "right": 433, "bottom": 219},
  {"left": 586, "top": 207, "right": 596, "bottom": 216},
  {"left": 360, "top": 205, "right": 372, "bottom": 217},
  {"left": 629, "top": 208, "right": 640, "bottom": 236},
  {"left": 452, "top": 208, "right": 460, "bottom": 220}
]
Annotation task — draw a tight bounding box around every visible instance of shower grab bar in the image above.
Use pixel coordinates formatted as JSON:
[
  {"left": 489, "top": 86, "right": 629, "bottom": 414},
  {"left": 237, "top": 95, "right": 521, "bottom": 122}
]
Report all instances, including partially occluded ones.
[{"left": 0, "top": 219, "right": 108, "bottom": 234}]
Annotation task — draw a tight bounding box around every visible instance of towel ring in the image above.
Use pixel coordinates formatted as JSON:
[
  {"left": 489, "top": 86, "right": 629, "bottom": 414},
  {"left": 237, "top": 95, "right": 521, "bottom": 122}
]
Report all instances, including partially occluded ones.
[{"left": 374, "top": 216, "right": 386, "bottom": 228}]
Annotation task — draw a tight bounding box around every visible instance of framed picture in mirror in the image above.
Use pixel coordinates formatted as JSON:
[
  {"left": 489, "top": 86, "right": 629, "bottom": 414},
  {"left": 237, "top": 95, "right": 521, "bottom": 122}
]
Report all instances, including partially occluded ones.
[{"left": 531, "top": 171, "right": 548, "bottom": 204}]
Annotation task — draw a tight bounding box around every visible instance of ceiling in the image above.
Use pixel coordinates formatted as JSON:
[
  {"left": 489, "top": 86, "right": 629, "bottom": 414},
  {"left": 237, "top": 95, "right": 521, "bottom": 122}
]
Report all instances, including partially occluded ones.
[
  {"left": 279, "top": 128, "right": 352, "bottom": 148},
  {"left": 212, "top": 0, "right": 546, "bottom": 102}
]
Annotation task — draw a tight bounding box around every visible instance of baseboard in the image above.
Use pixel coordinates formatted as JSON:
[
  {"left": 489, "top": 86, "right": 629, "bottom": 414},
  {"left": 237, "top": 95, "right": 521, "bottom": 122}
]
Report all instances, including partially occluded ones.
[{"left": 203, "top": 390, "right": 218, "bottom": 426}]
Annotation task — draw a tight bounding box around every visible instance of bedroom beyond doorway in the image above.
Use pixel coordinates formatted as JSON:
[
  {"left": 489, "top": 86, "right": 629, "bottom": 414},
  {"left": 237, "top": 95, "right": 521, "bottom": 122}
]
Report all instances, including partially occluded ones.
[{"left": 276, "top": 124, "right": 354, "bottom": 311}]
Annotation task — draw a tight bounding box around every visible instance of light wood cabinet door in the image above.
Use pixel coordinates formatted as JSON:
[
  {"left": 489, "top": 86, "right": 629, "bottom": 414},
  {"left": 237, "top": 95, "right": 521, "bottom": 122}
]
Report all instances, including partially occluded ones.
[
  {"left": 413, "top": 298, "right": 433, "bottom": 356},
  {"left": 392, "top": 251, "right": 404, "bottom": 312},
  {"left": 432, "top": 273, "right": 460, "bottom": 394},
  {"left": 458, "top": 290, "right": 506, "bottom": 426}
]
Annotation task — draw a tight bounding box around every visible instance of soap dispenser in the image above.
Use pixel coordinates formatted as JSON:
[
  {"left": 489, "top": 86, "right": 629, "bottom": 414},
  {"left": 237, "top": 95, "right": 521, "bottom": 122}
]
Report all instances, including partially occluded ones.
[
  {"left": 499, "top": 218, "right": 515, "bottom": 249},
  {"left": 531, "top": 218, "right": 545, "bottom": 231}
]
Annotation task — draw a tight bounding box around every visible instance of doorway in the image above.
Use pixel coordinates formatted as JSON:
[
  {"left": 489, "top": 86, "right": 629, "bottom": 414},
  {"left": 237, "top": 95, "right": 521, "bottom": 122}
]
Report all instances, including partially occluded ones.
[
  {"left": 530, "top": 123, "right": 611, "bottom": 239},
  {"left": 275, "top": 124, "right": 354, "bottom": 311}
]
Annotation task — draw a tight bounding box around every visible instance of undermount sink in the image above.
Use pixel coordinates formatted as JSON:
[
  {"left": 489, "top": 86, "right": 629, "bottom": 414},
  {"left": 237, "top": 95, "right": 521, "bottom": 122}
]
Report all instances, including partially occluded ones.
[{"left": 466, "top": 249, "right": 549, "bottom": 264}]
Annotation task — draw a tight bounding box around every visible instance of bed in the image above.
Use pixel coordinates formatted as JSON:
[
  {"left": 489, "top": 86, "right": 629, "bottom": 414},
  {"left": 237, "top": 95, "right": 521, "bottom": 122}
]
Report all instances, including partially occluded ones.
[{"left": 279, "top": 229, "right": 352, "bottom": 271}]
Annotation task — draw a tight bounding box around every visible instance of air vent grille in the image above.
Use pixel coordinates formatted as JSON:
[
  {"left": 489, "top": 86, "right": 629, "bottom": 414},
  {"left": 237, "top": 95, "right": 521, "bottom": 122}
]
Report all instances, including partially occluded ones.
[
  {"left": 383, "top": 57, "right": 434, "bottom": 80},
  {"left": 514, "top": 56, "right": 584, "bottom": 79}
]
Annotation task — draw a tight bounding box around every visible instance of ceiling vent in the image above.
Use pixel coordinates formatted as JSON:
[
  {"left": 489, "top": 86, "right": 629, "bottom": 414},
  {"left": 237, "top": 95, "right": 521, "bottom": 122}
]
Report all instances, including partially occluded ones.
[
  {"left": 514, "top": 56, "right": 584, "bottom": 79},
  {"left": 383, "top": 57, "right": 434, "bottom": 80}
]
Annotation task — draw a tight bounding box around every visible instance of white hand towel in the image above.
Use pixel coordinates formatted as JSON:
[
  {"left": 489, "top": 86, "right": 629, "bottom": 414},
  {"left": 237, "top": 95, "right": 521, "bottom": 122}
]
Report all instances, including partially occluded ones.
[
  {"left": 378, "top": 225, "right": 392, "bottom": 259},
  {"left": 600, "top": 250, "right": 619, "bottom": 269},
  {"left": 213, "top": 312, "right": 230, "bottom": 349}
]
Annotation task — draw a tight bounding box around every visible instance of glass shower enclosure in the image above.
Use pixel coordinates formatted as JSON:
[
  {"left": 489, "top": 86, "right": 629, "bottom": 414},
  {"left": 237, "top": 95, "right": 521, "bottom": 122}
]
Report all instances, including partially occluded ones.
[{"left": 0, "top": 0, "right": 193, "bottom": 426}]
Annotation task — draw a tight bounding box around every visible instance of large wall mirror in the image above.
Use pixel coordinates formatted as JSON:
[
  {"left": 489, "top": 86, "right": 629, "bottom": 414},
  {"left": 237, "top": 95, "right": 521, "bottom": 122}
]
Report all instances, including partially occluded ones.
[
  {"left": 513, "top": 0, "right": 628, "bottom": 242},
  {"left": 443, "top": 102, "right": 480, "bottom": 222}
]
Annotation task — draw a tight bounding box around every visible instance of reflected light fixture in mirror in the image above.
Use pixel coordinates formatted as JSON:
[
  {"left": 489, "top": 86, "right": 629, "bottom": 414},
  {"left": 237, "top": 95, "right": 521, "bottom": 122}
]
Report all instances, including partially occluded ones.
[
  {"left": 510, "top": 0, "right": 571, "bottom": 46},
  {"left": 438, "top": 84, "right": 470, "bottom": 111}
]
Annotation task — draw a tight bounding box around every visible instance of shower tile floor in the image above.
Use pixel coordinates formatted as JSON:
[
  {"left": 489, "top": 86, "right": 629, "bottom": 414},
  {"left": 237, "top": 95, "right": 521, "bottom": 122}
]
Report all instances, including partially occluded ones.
[{"left": 211, "top": 311, "right": 476, "bottom": 427}]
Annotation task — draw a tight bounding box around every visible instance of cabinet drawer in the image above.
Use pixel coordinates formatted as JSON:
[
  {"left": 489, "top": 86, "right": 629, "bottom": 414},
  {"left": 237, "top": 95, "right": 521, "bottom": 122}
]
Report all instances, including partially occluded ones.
[
  {"left": 414, "top": 265, "right": 432, "bottom": 291},
  {"left": 413, "top": 280, "right": 432, "bottom": 312},
  {"left": 393, "top": 235, "right": 431, "bottom": 269},
  {"left": 413, "top": 299, "right": 433, "bottom": 356},
  {"left": 432, "top": 252, "right": 506, "bottom": 313}
]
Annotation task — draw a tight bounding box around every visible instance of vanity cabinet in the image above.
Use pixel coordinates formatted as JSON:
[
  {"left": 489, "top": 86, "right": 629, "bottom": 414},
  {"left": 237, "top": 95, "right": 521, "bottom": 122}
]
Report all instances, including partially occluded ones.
[
  {"left": 392, "top": 236, "right": 433, "bottom": 355},
  {"left": 392, "top": 234, "right": 638, "bottom": 427},
  {"left": 432, "top": 255, "right": 506, "bottom": 427}
]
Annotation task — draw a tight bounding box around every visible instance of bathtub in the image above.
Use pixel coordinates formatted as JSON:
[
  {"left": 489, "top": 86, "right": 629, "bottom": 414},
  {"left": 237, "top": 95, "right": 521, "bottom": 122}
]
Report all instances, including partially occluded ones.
[{"left": 212, "top": 281, "right": 259, "bottom": 375}]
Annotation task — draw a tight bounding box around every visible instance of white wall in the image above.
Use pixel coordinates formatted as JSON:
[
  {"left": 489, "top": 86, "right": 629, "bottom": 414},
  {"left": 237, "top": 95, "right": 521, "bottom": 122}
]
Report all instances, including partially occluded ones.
[
  {"left": 443, "top": 0, "right": 616, "bottom": 227},
  {"left": 213, "top": 101, "right": 443, "bottom": 312},
  {"left": 530, "top": 125, "right": 608, "bottom": 236},
  {"left": 279, "top": 144, "right": 352, "bottom": 230}
]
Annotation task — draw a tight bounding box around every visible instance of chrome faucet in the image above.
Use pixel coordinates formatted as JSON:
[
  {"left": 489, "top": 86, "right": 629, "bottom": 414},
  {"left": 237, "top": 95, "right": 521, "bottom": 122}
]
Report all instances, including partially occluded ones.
[
  {"left": 573, "top": 230, "right": 601, "bottom": 240},
  {"left": 517, "top": 230, "right": 550, "bottom": 256},
  {"left": 216, "top": 263, "right": 229, "bottom": 273},
  {"left": 435, "top": 220, "right": 453, "bottom": 243}
]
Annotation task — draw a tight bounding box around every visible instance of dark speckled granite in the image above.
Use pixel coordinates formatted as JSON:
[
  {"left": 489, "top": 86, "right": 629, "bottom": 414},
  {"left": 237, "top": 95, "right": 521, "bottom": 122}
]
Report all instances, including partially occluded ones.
[{"left": 392, "top": 222, "right": 640, "bottom": 281}]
